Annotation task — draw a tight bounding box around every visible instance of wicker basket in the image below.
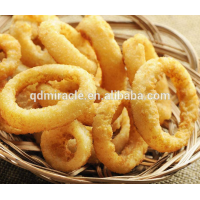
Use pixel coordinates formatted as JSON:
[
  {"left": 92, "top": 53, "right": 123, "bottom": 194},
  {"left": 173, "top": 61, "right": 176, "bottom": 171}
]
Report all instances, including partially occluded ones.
[{"left": 0, "top": 15, "right": 200, "bottom": 184}]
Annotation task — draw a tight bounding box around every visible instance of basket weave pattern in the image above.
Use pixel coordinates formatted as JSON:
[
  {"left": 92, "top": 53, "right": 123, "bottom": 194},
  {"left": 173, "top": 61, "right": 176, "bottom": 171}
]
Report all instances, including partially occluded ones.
[{"left": 0, "top": 15, "right": 200, "bottom": 184}]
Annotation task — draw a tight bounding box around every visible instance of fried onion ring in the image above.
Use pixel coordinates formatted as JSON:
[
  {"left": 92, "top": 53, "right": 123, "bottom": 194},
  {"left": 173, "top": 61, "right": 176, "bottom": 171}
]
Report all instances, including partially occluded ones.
[
  {"left": 0, "top": 34, "right": 21, "bottom": 80},
  {"left": 0, "top": 83, "right": 40, "bottom": 135},
  {"left": 10, "top": 17, "right": 56, "bottom": 67},
  {"left": 76, "top": 15, "right": 127, "bottom": 91},
  {"left": 131, "top": 57, "right": 199, "bottom": 152},
  {"left": 0, "top": 64, "right": 96, "bottom": 133},
  {"left": 92, "top": 91, "right": 148, "bottom": 174},
  {"left": 122, "top": 34, "right": 171, "bottom": 124},
  {"left": 0, "top": 80, "right": 27, "bottom": 135},
  {"left": 122, "top": 34, "right": 157, "bottom": 84},
  {"left": 41, "top": 120, "right": 92, "bottom": 172},
  {"left": 39, "top": 20, "right": 98, "bottom": 75}
]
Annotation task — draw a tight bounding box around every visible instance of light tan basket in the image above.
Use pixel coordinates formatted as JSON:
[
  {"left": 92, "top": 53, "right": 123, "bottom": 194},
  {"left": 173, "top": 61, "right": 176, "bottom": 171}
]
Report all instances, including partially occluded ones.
[{"left": 0, "top": 15, "right": 200, "bottom": 184}]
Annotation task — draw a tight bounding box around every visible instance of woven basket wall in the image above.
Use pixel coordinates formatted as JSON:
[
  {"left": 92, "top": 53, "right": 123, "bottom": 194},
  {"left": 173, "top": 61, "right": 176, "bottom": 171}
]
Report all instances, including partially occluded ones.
[{"left": 0, "top": 15, "right": 200, "bottom": 184}]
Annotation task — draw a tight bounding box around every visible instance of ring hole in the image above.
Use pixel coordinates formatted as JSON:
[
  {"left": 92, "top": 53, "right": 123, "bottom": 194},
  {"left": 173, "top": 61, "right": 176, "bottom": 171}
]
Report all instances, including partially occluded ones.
[
  {"left": 66, "top": 136, "right": 77, "bottom": 154},
  {"left": 111, "top": 106, "right": 130, "bottom": 155},
  {"left": 112, "top": 128, "right": 121, "bottom": 139},
  {"left": 16, "top": 83, "right": 40, "bottom": 109},
  {"left": 32, "top": 37, "right": 45, "bottom": 50},
  {"left": 0, "top": 50, "right": 6, "bottom": 62}
]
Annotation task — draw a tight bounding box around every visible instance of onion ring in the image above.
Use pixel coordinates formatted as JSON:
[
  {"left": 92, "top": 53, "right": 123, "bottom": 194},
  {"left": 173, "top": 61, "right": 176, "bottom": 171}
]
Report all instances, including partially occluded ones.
[
  {"left": 122, "top": 34, "right": 171, "bottom": 124},
  {"left": 0, "top": 64, "right": 96, "bottom": 133},
  {"left": 0, "top": 83, "right": 39, "bottom": 135},
  {"left": 64, "top": 126, "right": 99, "bottom": 164},
  {"left": 39, "top": 20, "right": 98, "bottom": 75},
  {"left": 0, "top": 34, "right": 21, "bottom": 80},
  {"left": 76, "top": 15, "right": 127, "bottom": 91},
  {"left": 0, "top": 80, "right": 26, "bottom": 135},
  {"left": 122, "top": 34, "right": 157, "bottom": 84},
  {"left": 10, "top": 17, "right": 56, "bottom": 67},
  {"left": 92, "top": 91, "right": 148, "bottom": 174},
  {"left": 131, "top": 57, "right": 199, "bottom": 152},
  {"left": 41, "top": 120, "right": 92, "bottom": 172}
]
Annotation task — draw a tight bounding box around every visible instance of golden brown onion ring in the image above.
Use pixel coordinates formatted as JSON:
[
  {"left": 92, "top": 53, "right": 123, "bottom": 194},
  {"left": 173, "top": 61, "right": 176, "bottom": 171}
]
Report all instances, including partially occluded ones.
[
  {"left": 0, "top": 34, "right": 21, "bottom": 80},
  {"left": 39, "top": 20, "right": 98, "bottom": 75},
  {"left": 122, "top": 34, "right": 171, "bottom": 124},
  {"left": 10, "top": 17, "right": 56, "bottom": 67},
  {"left": 41, "top": 120, "right": 92, "bottom": 172},
  {"left": 131, "top": 57, "right": 199, "bottom": 152},
  {"left": 0, "top": 64, "right": 96, "bottom": 133},
  {"left": 92, "top": 91, "right": 148, "bottom": 174},
  {"left": 122, "top": 34, "right": 157, "bottom": 84},
  {"left": 76, "top": 15, "right": 127, "bottom": 91},
  {"left": 0, "top": 80, "right": 34, "bottom": 135}
]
